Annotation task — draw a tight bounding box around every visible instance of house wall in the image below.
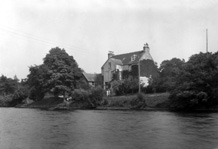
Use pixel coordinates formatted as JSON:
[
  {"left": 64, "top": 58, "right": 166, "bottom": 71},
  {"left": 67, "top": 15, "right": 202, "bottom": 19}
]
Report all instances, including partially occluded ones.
[
  {"left": 102, "top": 58, "right": 122, "bottom": 88},
  {"left": 102, "top": 46, "right": 156, "bottom": 89}
]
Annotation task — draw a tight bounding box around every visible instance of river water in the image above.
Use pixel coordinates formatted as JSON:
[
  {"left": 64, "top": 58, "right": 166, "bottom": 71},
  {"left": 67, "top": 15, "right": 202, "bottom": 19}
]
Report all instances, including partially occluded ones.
[{"left": 0, "top": 108, "right": 218, "bottom": 149}]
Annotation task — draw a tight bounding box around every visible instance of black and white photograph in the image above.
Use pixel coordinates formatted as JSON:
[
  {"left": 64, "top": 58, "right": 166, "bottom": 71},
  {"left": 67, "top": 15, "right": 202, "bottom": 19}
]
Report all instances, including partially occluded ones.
[{"left": 0, "top": 0, "right": 218, "bottom": 148}]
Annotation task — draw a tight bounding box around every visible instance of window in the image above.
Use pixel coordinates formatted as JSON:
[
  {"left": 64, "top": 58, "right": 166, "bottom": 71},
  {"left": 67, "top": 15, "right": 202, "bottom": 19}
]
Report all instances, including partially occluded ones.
[{"left": 131, "top": 54, "right": 137, "bottom": 61}]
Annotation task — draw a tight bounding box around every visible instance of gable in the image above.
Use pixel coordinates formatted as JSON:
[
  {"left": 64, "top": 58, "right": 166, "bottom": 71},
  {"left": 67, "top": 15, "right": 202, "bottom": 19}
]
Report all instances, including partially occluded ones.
[{"left": 101, "top": 58, "right": 123, "bottom": 70}]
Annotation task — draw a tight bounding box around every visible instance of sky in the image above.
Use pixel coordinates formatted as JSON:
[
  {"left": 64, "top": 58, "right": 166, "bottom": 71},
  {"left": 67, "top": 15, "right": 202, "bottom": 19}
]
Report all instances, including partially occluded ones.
[{"left": 0, "top": 0, "right": 218, "bottom": 79}]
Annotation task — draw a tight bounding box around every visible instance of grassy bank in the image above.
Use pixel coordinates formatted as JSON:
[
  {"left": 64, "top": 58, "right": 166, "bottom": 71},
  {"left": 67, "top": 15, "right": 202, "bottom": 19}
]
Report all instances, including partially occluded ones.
[
  {"left": 99, "top": 93, "right": 170, "bottom": 110},
  {"left": 17, "top": 93, "right": 170, "bottom": 110},
  {"left": 18, "top": 97, "right": 64, "bottom": 109}
]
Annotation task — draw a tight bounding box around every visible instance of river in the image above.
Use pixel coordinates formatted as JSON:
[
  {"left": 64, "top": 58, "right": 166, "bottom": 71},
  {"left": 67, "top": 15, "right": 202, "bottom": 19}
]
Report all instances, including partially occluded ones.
[{"left": 0, "top": 108, "right": 218, "bottom": 149}]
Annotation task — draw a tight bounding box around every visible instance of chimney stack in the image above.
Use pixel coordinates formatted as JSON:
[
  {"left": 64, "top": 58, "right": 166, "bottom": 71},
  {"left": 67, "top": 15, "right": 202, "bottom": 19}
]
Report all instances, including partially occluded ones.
[
  {"left": 108, "top": 51, "right": 114, "bottom": 59},
  {"left": 143, "top": 43, "right": 150, "bottom": 53}
]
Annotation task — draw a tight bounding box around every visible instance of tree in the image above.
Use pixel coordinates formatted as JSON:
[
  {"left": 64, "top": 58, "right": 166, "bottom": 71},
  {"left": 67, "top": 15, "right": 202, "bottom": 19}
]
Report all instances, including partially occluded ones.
[
  {"left": 27, "top": 47, "right": 84, "bottom": 100},
  {"left": 0, "top": 75, "right": 28, "bottom": 106},
  {"left": 0, "top": 75, "right": 18, "bottom": 95},
  {"left": 94, "top": 73, "right": 103, "bottom": 87},
  {"left": 151, "top": 58, "right": 185, "bottom": 92},
  {"left": 27, "top": 65, "right": 49, "bottom": 100},
  {"left": 169, "top": 52, "right": 218, "bottom": 110}
]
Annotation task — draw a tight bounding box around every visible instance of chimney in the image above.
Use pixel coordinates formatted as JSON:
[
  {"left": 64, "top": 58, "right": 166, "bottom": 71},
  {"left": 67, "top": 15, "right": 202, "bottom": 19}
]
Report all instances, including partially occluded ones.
[
  {"left": 143, "top": 43, "right": 150, "bottom": 53},
  {"left": 108, "top": 51, "right": 114, "bottom": 59}
]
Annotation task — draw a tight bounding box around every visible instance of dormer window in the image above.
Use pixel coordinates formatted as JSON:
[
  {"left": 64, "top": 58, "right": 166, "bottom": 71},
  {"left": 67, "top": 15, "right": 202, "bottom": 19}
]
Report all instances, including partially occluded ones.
[{"left": 131, "top": 54, "right": 137, "bottom": 61}]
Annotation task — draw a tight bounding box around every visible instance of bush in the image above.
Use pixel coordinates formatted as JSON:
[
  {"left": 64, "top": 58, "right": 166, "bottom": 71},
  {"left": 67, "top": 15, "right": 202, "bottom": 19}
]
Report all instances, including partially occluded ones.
[
  {"left": 29, "top": 87, "right": 45, "bottom": 101},
  {"left": 168, "top": 52, "right": 218, "bottom": 110},
  {"left": 69, "top": 89, "right": 90, "bottom": 108},
  {"left": 10, "top": 86, "right": 29, "bottom": 106},
  {"left": 0, "top": 95, "right": 13, "bottom": 107},
  {"left": 69, "top": 87, "right": 104, "bottom": 109},
  {"left": 130, "top": 93, "right": 147, "bottom": 109},
  {"left": 111, "top": 77, "right": 139, "bottom": 96},
  {"left": 0, "top": 85, "right": 29, "bottom": 107},
  {"left": 169, "top": 90, "right": 209, "bottom": 110},
  {"left": 89, "top": 86, "right": 104, "bottom": 106},
  {"left": 141, "top": 85, "right": 155, "bottom": 94}
]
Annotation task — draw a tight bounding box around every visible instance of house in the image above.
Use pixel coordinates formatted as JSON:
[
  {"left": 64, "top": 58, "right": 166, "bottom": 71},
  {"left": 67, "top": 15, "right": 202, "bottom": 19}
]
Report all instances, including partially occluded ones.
[
  {"left": 82, "top": 72, "right": 96, "bottom": 87},
  {"left": 101, "top": 43, "right": 158, "bottom": 89}
]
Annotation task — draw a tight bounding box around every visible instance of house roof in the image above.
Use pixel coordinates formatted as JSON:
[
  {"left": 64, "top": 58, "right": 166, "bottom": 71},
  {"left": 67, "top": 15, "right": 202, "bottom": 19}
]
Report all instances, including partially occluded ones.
[
  {"left": 83, "top": 73, "right": 96, "bottom": 82},
  {"left": 101, "top": 44, "right": 154, "bottom": 69},
  {"left": 111, "top": 50, "right": 144, "bottom": 65}
]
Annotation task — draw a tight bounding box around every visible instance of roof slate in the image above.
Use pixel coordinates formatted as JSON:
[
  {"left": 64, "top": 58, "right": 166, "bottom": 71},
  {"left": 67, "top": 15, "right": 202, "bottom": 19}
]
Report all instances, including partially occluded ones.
[
  {"left": 111, "top": 50, "right": 144, "bottom": 65},
  {"left": 83, "top": 73, "right": 96, "bottom": 82}
]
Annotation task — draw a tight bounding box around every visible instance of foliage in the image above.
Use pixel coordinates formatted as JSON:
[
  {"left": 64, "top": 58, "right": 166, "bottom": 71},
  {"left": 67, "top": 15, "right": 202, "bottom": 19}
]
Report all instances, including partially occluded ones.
[
  {"left": 140, "top": 59, "right": 159, "bottom": 78},
  {"left": 71, "top": 89, "right": 89, "bottom": 102},
  {"left": 27, "top": 47, "right": 84, "bottom": 100},
  {"left": 0, "top": 75, "right": 18, "bottom": 95},
  {"left": 27, "top": 65, "right": 49, "bottom": 100},
  {"left": 0, "top": 95, "right": 13, "bottom": 107},
  {"left": 111, "top": 76, "right": 139, "bottom": 95},
  {"left": 10, "top": 84, "right": 29, "bottom": 106},
  {"left": 89, "top": 86, "right": 104, "bottom": 106},
  {"left": 78, "top": 79, "right": 91, "bottom": 90},
  {"left": 130, "top": 93, "right": 147, "bottom": 109},
  {"left": 0, "top": 75, "right": 29, "bottom": 106},
  {"left": 149, "top": 58, "right": 185, "bottom": 93},
  {"left": 94, "top": 73, "right": 103, "bottom": 87},
  {"left": 70, "top": 87, "right": 104, "bottom": 109},
  {"left": 169, "top": 52, "right": 218, "bottom": 110}
]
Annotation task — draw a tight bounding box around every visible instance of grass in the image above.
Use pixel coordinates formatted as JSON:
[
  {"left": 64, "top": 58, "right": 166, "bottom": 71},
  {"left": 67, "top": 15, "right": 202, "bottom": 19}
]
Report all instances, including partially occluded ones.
[
  {"left": 18, "top": 93, "right": 170, "bottom": 110},
  {"left": 102, "top": 93, "right": 170, "bottom": 108},
  {"left": 23, "top": 97, "right": 63, "bottom": 109}
]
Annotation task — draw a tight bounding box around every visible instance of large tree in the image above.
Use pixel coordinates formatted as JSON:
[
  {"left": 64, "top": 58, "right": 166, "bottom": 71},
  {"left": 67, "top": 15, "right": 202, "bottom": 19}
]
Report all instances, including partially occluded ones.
[
  {"left": 27, "top": 47, "right": 84, "bottom": 100},
  {"left": 169, "top": 52, "right": 218, "bottom": 110},
  {"left": 27, "top": 64, "right": 50, "bottom": 100},
  {"left": 151, "top": 58, "right": 185, "bottom": 92}
]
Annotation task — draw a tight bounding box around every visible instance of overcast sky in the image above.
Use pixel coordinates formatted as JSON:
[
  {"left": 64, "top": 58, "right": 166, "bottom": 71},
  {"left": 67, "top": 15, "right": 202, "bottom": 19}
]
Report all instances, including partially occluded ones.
[{"left": 0, "top": 0, "right": 218, "bottom": 79}]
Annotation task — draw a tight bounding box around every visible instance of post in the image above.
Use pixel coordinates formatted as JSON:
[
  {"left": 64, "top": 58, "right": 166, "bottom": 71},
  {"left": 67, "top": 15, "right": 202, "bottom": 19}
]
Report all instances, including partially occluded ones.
[
  {"left": 206, "top": 29, "right": 208, "bottom": 53},
  {"left": 138, "top": 60, "right": 141, "bottom": 93}
]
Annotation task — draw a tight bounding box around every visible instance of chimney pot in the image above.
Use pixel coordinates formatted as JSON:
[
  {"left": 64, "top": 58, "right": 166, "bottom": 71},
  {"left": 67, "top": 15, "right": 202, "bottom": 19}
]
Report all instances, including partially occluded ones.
[
  {"left": 108, "top": 51, "right": 114, "bottom": 59},
  {"left": 143, "top": 43, "right": 150, "bottom": 52}
]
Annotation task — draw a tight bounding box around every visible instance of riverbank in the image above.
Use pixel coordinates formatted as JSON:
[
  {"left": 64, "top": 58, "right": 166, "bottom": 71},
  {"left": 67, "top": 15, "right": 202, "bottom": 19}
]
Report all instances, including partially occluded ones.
[
  {"left": 17, "top": 93, "right": 171, "bottom": 110},
  {"left": 98, "top": 93, "right": 169, "bottom": 110}
]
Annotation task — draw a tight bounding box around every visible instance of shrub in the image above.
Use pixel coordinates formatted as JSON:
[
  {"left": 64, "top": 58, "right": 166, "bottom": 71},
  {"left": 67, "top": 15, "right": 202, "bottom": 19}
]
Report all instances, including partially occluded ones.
[
  {"left": 69, "top": 87, "right": 104, "bottom": 109},
  {"left": 10, "top": 86, "right": 29, "bottom": 106},
  {"left": 130, "top": 93, "right": 147, "bottom": 109},
  {"left": 29, "top": 87, "right": 45, "bottom": 101},
  {"left": 0, "top": 85, "right": 29, "bottom": 107},
  {"left": 89, "top": 86, "right": 104, "bottom": 106},
  {"left": 111, "top": 77, "right": 139, "bottom": 96},
  {"left": 0, "top": 95, "right": 13, "bottom": 107},
  {"left": 169, "top": 90, "right": 209, "bottom": 110},
  {"left": 168, "top": 52, "right": 218, "bottom": 110}
]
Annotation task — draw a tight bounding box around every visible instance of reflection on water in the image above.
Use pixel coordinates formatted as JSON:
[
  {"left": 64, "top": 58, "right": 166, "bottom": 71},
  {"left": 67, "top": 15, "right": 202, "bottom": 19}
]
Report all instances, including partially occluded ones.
[{"left": 0, "top": 108, "right": 218, "bottom": 149}]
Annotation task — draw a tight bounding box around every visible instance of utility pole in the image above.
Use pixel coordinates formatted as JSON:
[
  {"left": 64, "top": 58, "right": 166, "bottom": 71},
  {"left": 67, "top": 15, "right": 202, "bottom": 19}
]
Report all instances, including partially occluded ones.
[
  {"left": 138, "top": 60, "right": 141, "bottom": 93},
  {"left": 206, "top": 29, "right": 208, "bottom": 53}
]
